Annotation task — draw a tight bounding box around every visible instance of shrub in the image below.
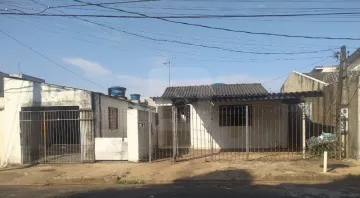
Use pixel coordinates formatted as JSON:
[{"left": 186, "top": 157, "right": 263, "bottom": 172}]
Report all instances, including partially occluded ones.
[{"left": 306, "top": 133, "right": 339, "bottom": 158}]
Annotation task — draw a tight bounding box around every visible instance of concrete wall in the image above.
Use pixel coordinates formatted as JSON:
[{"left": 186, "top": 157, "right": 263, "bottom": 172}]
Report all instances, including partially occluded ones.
[
  {"left": 127, "top": 109, "right": 157, "bottom": 162},
  {"left": 0, "top": 72, "right": 9, "bottom": 97},
  {"left": 323, "top": 76, "right": 360, "bottom": 159},
  {"left": 1, "top": 78, "right": 92, "bottom": 165},
  {"left": 0, "top": 109, "right": 4, "bottom": 165},
  {"left": 350, "top": 57, "right": 360, "bottom": 71},
  {"left": 189, "top": 101, "right": 288, "bottom": 149},
  {"left": 157, "top": 106, "right": 173, "bottom": 148},
  {"left": 281, "top": 71, "right": 328, "bottom": 93},
  {"left": 157, "top": 101, "right": 289, "bottom": 150},
  {"left": 98, "top": 95, "right": 128, "bottom": 138},
  {"left": 281, "top": 71, "right": 326, "bottom": 130}
]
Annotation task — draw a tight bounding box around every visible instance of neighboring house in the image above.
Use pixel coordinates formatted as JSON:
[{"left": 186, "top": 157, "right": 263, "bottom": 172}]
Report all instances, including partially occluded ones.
[
  {"left": 0, "top": 71, "right": 9, "bottom": 166},
  {"left": 152, "top": 83, "right": 321, "bottom": 160},
  {"left": 0, "top": 74, "right": 155, "bottom": 165},
  {"left": 281, "top": 48, "right": 360, "bottom": 159}
]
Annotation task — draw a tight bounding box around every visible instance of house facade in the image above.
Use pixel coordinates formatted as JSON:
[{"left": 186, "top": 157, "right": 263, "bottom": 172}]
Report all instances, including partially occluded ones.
[
  {"left": 0, "top": 75, "right": 155, "bottom": 165},
  {"left": 153, "top": 83, "right": 321, "bottom": 161}
]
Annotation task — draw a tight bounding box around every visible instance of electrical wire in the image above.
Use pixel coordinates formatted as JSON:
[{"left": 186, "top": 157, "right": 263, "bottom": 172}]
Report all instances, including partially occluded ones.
[
  {"left": 5, "top": 1, "right": 340, "bottom": 54},
  {"left": 262, "top": 56, "right": 331, "bottom": 84},
  {"left": 0, "top": 28, "right": 105, "bottom": 89},
  {"left": 2, "top": 10, "right": 360, "bottom": 18},
  {"left": 76, "top": 0, "right": 360, "bottom": 41},
  {"left": 7, "top": 15, "right": 332, "bottom": 64},
  {"left": 77, "top": 17, "right": 336, "bottom": 55}
]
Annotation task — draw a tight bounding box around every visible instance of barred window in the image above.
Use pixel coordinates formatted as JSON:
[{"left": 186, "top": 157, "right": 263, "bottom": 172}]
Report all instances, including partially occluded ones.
[
  {"left": 219, "top": 105, "right": 252, "bottom": 126},
  {"left": 108, "top": 107, "right": 118, "bottom": 129}
]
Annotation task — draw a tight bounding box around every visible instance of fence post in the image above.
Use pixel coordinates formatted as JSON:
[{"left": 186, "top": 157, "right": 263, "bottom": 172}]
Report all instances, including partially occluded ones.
[
  {"left": 172, "top": 106, "right": 177, "bottom": 162},
  {"left": 302, "top": 103, "right": 306, "bottom": 159},
  {"left": 246, "top": 105, "right": 249, "bottom": 159},
  {"left": 148, "top": 110, "right": 152, "bottom": 163},
  {"left": 43, "top": 111, "right": 47, "bottom": 163},
  {"left": 323, "top": 151, "right": 328, "bottom": 173}
]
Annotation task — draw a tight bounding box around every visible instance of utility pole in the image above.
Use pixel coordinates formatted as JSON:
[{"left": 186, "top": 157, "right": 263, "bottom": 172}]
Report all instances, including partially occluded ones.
[
  {"left": 335, "top": 45, "right": 347, "bottom": 160},
  {"left": 163, "top": 61, "right": 171, "bottom": 87}
]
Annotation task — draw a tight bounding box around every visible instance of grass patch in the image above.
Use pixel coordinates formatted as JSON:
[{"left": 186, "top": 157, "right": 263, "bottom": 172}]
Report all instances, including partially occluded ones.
[
  {"left": 116, "top": 178, "right": 145, "bottom": 184},
  {"left": 115, "top": 169, "right": 144, "bottom": 184}
]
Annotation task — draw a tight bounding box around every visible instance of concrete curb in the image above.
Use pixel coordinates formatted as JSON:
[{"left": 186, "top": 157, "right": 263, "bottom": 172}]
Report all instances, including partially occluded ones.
[{"left": 37, "top": 174, "right": 360, "bottom": 185}]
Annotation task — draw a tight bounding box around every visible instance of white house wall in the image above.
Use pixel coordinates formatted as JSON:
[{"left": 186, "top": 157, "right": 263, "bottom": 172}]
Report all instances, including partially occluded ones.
[
  {"left": 0, "top": 109, "right": 4, "bottom": 165},
  {"left": 1, "top": 78, "right": 92, "bottom": 165},
  {"left": 157, "top": 106, "right": 172, "bottom": 148},
  {"left": 156, "top": 101, "right": 289, "bottom": 150},
  {"left": 189, "top": 101, "right": 288, "bottom": 150},
  {"left": 99, "top": 95, "right": 128, "bottom": 138}
]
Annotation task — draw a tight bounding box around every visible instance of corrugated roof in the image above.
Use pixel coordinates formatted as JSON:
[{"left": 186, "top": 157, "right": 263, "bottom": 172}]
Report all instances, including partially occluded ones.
[
  {"left": 212, "top": 91, "right": 323, "bottom": 101},
  {"left": 161, "top": 83, "right": 268, "bottom": 99}
]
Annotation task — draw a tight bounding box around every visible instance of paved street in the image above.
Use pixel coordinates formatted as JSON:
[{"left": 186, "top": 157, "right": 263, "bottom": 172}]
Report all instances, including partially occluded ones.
[{"left": 1, "top": 182, "right": 360, "bottom": 198}]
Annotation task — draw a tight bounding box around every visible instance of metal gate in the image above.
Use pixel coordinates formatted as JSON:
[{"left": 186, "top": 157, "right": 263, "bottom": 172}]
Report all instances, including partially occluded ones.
[
  {"left": 153, "top": 101, "right": 342, "bottom": 162},
  {"left": 20, "top": 109, "right": 94, "bottom": 163}
]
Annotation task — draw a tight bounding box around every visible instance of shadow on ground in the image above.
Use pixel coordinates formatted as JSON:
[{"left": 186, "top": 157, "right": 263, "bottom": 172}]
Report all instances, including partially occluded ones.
[{"left": 63, "top": 169, "right": 360, "bottom": 198}]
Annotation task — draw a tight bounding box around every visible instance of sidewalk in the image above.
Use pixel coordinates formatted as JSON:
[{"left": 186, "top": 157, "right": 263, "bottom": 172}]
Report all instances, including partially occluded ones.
[{"left": 1, "top": 159, "right": 360, "bottom": 185}]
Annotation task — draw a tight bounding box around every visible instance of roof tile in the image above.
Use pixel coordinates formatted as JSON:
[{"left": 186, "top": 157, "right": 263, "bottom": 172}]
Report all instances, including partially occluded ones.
[{"left": 161, "top": 83, "right": 268, "bottom": 98}]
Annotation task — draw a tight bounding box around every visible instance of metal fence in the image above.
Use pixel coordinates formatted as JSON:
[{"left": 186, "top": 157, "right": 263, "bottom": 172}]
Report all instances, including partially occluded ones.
[
  {"left": 20, "top": 109, "right": 94, "bottom": 164},
  {"left": 149, "top": 102, "right": 342, "bottom": 162}
]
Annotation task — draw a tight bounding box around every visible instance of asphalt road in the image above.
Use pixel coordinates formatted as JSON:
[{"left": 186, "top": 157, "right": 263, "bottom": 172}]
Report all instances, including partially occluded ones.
[{"left": 0, "top": 182, "right": 360, "bottom": 198}]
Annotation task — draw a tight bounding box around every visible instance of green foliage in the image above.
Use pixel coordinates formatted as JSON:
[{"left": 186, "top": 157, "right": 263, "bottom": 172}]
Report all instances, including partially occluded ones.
[
  {"left": 116, "top": 178, "right": 145, "bottom": 184},
  {"left": 306, "top": 133, "right": 339, "bottom": 158}
]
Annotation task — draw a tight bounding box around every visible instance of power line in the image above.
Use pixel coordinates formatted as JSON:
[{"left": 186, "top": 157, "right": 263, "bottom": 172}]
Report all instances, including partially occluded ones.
[
  {"left": 7, "top": 15, "right": 331, "bottom": 64},
  {"left": 2, "top": 11, "right": 360, "bottom": 19},
  {"left": 76, "top": 17, "right": 335, "bottom": 55},
  {"left": 7, "top": 2, "right": 339, "bottom": 54},
  {"left": 262, "top": 56, "right": 331, "bottom": 84},
  {"left": 76, "top": 0, "right": 360, "bottom": 41},
  {"left": 29, "top": 0, "right": 159, "bottom": 12},
  {"left": 0, "top": 28, "right": 105, "bottom": 89},
  {"left": 4, "top": 14, "right": 335, "bottom": 55}
]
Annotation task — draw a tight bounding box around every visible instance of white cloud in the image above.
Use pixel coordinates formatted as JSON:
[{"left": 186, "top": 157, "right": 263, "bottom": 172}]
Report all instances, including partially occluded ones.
[
  {"left": 62, "top": 57, "right": 111, "bottom": 76},
  {"left": 62, "top": 57, "right": 283, "bottom": 98},
  {"left": 117, "top": 67, "right": 283, "bottom": 98}
]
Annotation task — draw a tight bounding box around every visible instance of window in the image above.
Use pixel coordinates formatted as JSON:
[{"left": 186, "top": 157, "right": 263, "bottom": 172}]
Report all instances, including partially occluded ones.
[
  {"left": 108, "top": 107, "right": 118, "bottom": 129},
  {"left": 219, "top": 105, "right": 252, "bottom": 126}
]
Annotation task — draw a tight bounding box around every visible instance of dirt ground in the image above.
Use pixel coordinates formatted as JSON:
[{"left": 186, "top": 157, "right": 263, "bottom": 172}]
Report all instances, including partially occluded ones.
[{"left": 1, "top": 159, "right": 360, "bottom": 185}]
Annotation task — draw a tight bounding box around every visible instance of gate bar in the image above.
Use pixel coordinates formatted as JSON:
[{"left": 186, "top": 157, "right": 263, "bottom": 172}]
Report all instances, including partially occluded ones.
[
  {"left": 43, "top": 111, "right": 47, "bottom": 163},
  {"left": 246, "top": 105, "right": 249, "bottom": 156}
]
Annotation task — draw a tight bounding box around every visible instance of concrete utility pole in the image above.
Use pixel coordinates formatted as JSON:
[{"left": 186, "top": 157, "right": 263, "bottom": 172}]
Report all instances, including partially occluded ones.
[
  {"left": 163, "top": 61, "right": 171, "bottom": 87},
  {"left": 335, "top": 45, "right": 347, "bottom": 160}
]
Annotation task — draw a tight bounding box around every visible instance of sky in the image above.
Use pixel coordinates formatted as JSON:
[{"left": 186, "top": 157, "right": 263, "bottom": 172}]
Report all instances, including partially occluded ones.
[{"left": 1, "top": 0, "right": 360, "bottom": 98}]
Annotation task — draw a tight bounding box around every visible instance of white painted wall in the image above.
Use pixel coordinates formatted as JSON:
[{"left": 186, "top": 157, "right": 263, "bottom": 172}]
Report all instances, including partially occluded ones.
[
  {"left": 157, "top": 106, "right": 172, "bottom": 148},
  {"left": 95, "top": 138, "right": 128, "bottom": 160},
  {"left": 0, "top": 109, "right": 4, "bottom": 165},
  {"left": 1, "top": 78, "right": 92, "bottom": 165},
  {"left": 350, "top": 57, "right": 360, "bottom": 71},
  {"left": 127, "top": 109, "right": 157, "bottom": 162},
  {"left": 190, "top": 101, "right": 288, "bottom": 150},
  {"left": 156, "top": 100, "right": 288, "bottom": 150},
  {"left": 127, "top": 109, "right": 139, "bottom": 162},
  {"left": 99, "top": 95, "right": 128, "bottom": 138}
]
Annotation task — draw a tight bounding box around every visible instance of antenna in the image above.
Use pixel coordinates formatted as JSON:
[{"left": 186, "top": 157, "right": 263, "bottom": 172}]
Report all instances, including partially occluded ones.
[
  {"left": 163, "top": 61, "right": 171, "bottom": 87},
  {"left": 17, "top": 61, "right": 21, "bottom": 74}
]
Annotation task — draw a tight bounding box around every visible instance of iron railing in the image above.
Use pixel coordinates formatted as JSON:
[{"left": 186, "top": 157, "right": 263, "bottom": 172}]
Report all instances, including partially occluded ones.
[{"left": 20, "top": 110, "right": 94, "bottom": 163}]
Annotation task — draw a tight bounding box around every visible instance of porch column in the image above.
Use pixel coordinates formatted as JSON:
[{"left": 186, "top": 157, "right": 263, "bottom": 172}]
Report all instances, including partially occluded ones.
[
  {"left": 80, "top": 110, "right": 95, "bottom": 162},
  {"left": 172, "top": 106, "right": 177, "bottom": 162},
  {"left": 302, "top": 103, "right": 306, "bottom": 159},
  {"left": 246, "top": 105, "right": 249, "bottom": 156}
]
